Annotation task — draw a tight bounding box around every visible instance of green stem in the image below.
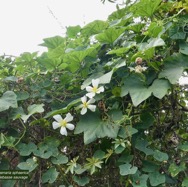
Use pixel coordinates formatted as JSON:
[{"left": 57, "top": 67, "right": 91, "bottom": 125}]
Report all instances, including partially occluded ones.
[{"left": 14, "top": 119, "right": 26, "bottom": 147}]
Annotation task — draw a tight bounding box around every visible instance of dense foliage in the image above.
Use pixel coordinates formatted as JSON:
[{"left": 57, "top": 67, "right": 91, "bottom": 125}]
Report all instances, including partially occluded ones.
[{"left": 0, "top": 0, "right": 188, "bottom": 186}]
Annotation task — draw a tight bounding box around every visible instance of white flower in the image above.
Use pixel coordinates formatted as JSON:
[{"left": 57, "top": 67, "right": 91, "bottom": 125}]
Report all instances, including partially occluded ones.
[
  {"left": 131, "top": 65, "right": 147, "bottom": 73},
  {"left": 79, "top": 96, "right": 96, "bottom": 115},
  {"left": 52, "top": 113, "right": 74, "bottom": 136},
  {"left": 86, "top": 79, "right": 104, "bottom": 98}
]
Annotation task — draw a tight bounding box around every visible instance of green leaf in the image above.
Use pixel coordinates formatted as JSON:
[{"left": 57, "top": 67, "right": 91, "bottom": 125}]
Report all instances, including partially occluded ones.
[
  {"left": 44, "top": 98, "right": 81, "bottom": 118},
  {"left": 33, "top": 137, "right": 60, "bottom": 159},
  {"left": 149, "top": 79, "right": 171, "bottom": 99},
  {"left": 131, "top": 0, "right": 161, "bottom": 18},
  {"left": 135, "top": 139, "right": 154, "bottom": 156},
  {"left": 142, "top": 160, "right": 159, "bottom": 173},
  {"left": 159, "top": 53, "right": 188, "bottom": 84},
  {"left": 153, "top": 150, "right": 168, "bottom": 162},
  {"left": 179, "top": 42, "right": 188, "bottom": 55},
  {"left": 140, "top": 112, "right": 154, "bottom": 129},
  {"left": 169, "top": 26, "right": 186, "bottom": 40},
  {"left": 81, "top": 20, "right": 108, "bottom": 36},
  {"left": 132, "top": 173, "right": 149, "bottom": 187},
  {"left": 96, "top": 27, "right": 125, "bottom": 44},
  {"left": 93, "top": 150, "right": 105, "bottom": 159},
  {"left": 66, "top": 25, "right": 81, "bottom": 38},
  {"left": 0, "top": 133, "right": 15, "bottom": 148},
  {"left": 149, "top": 172, "right": 165, "bottom": 186},
  {"left": 40, "top": 36, "right": 66, "bottom": 49},
  {"left": 121, "top": 74, "right": 152, "bottom": 106},
  {"left": 126, "top": 23, "right": 145, "bottom": 33},
  {"left": 21, "top": 104, "right": 44, "bottom": 122},
  {"left": 0, "top": 180, "right": 16, "bottom": 187},
  {"left": 51, "top": 154, "right": 68, "bottom": 165},
  {"left": 4, "top": 76, "right": 17, "bottom": 82},
  {"left": 138, "top": 37, "right": 165, "bottom": 51},
  {"left": 119, "top": 163, "right": 137, "bottom": 176},
  {"left": 17, "top": 142, "right": 37, "bottom": 156},
  {"left": 74, "top": 110, "right": 122, "bottom": 144},
  {"left": 108, "top": 47, "right": 131, "bottom": 56},
  {"left": 0, "top": 133, "right": 5, "bottom": 148},
  {"left": 81, "top": 70, "right": 113, "bottom": 90},
  {"left": 118, "top": 125, "right": 138, "bottom": 139},
  {"left": 17, "top": 158, "right": 38, "bottom": 172},
  {"left": 15, "top": 91, "right": 29, "bottom": 101},
  {"left": 42, "top": 167, "right": 59, "bottom": 184},
  {"left": 73, "top": 176, "right": 90, "bottom": 186},
  {"left": 63, "top": 47, "right": 97, "bottom": 73},
  {"left": 146, "top": 22, "right": 163, "bottom": 38},
  {"left": 182, "top": 177, "right": 188, "bottom": 187},
  {"left": 178, "top": 142, "right": 188, "bottom": 151},
  {"left": 169, "top": 162, "right": 186, "bottom": 177},
  {"left": 0, "top": 91, "right": 18, "bottom": 112}
]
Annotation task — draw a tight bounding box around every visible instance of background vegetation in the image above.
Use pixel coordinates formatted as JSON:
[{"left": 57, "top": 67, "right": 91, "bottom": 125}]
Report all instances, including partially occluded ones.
[{"left": 0, "top": 0, "right": 188, "bottom": 186}]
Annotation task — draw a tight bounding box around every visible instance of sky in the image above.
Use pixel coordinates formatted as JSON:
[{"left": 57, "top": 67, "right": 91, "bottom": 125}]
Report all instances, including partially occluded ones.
[{"left": 0, "top": 0, "right": 118, "bottom": 56}]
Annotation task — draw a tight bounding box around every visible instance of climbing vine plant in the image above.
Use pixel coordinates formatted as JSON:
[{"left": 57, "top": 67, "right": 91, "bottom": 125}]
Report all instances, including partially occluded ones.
[{"left": 0, "top": 0, "right": 188, "bottom": 186}]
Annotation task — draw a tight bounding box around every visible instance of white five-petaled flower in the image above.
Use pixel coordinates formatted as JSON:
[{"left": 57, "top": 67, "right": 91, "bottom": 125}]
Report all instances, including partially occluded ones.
[
  {"left": 52, "top": 113, "right": 74, "bottom": 136},
  {"left": 86, "top": 79, "right": 104, "bottom": 98},
  {"left": 79, "top": 96, "right": 96, "bottom": 115}
]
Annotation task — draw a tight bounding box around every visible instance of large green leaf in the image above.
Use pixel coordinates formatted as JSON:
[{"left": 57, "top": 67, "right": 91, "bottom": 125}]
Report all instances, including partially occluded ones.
[
  {"left": 159, "top": 53, "right": 188, "bottom": 84},
  {"left": 40, "top": 36, "right": 66, "bottom": 49},
  {"left": 0, "top": 91, "right": 18, "bottom": 112},
  {"left": 63, "top": 46, "right": 98, "bottom": 73},
  {"left": 149, "top": 172, "right": 165, "bottom": 186},
  {"left": 73, "top": 176, "right": 90, "bottom": 186},
  {"left": 119, "top": 163, "right": 138, "bottom": 176},
  {"left": 96, "top": 27, "right": 125, "bottom": 44},
  {"left": 169, "top": 162, "right": 186, "bottom": 177},
  {"left": 182, "top": 178, "right": 188, "bottom": 187},
  {"left": 66, "top": 25, "right": 81, "bottom": 38},
  {"left": 179, "top": 42, "right": 188, "bottom": 55},
  {"left": 81, "top": 20, "right": 108, "bottom": 36},
  {"left": 135, "top": 139, "right": 154, "bottom": 156},
  {"left": 131, "top": 0, "right": 161, "bottom": 18},
  {"left": 42, "top": 167, "right": 59, "bottom": 184},
  {"left": 149, "top": 79, "right": 171, "bottom": 99},
  {"left": 74, "top": 110, "right": 122, "bottom": 144},
  {"left": 17, "top": 142, "right": 37, "bottom": 156},
  {"left": 138, "top": 37, "right": 165, "bottom": 51},
  {"left": 51, "top": 154, "right": 68, "bottom": 165},
  {"left": 121, "top": 74, "right": 152, "bottom": 106},
  {"left": 153, "top": 150, "right": 168, "bottom": 162},
  {"left": 118, "top": 125, "right": 138, "bottom": 139},
  {"left": 132, "top": 172, "right": 149, "bottom": 187},
  {"left": 21, "top": 104, "right": 44, "bottom": 122},
  {"left": 17, "top": 158, "right": 38, "bottom": 172}
]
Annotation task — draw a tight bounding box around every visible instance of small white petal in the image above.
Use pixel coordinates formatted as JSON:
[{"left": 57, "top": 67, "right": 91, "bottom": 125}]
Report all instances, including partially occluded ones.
[
  {"left": 97, "top": 86, "right": 104, "bottom": 93},
  {"left": 92, "top": 79, "right": 99, "bottom": 87},
  {"left": 86, "top": 92, "right": 95, "bottom": 98},
  {"left": 81, "top": 96, "right": 87, "bottom": 103},
  {"left": 64, "top": 113, "right": 73, "bottom": 122},
  {"left": 52, "top": 122, "right": 61, "bottom": 129},
  {"left": 60, "top": 127, "right": 67, "bottom": 136},
  {"left": 88, "top": 98, "right": 95, "bottom": 104},
  {"left": 81, "top": 107, "right": 87, "bottom": 115},
  {"left": 66, "top": 123, "right": 75, "bottom": 130},
  {"left": 86, "top": 86, "right": 93, "bottom": 92},
  {"left": 53, "top": 114, "right": 62, "bottom": 122},
  {"left": 88, "top": 105, "right": 96, "bottom": 112}
]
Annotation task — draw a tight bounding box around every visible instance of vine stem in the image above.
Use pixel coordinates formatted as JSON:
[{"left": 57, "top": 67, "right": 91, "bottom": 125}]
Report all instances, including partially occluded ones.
[{"left": 14, "top": 119, "right": 26, "bottom": 147}]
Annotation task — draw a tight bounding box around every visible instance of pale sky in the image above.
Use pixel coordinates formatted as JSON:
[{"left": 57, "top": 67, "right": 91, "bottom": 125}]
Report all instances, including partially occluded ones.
[{"left": 0, "top": 0, "right": 118, "bottom": 56}]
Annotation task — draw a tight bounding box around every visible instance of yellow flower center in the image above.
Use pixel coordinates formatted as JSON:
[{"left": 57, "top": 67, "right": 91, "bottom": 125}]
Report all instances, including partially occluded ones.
[
  {"left": 83, "top": 101, "right": 88, "bottom": 108},
  {"left": 92, "top": 86, "right": 98, "bottom": 93},
  {"left": 60, "top": 120, "right": 67, "bottom": 127}
]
